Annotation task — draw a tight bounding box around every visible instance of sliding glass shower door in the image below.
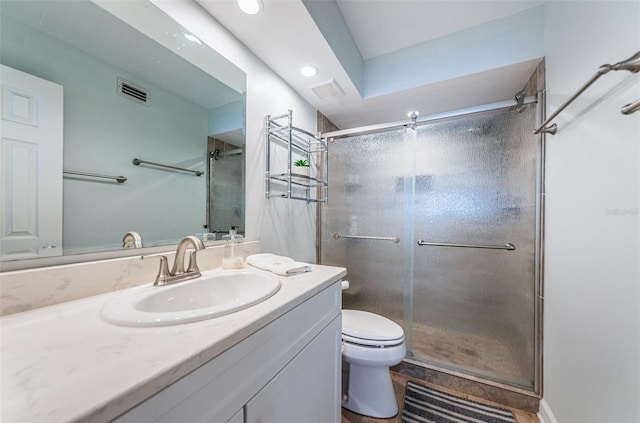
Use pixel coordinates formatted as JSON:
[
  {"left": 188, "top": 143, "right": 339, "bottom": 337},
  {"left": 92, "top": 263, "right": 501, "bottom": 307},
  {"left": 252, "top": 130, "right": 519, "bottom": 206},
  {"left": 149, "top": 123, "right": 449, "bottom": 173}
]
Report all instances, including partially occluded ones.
[
  {"left": 320, "top": 129, "right": 412, "bottom": 328},
  {"left": 320, "top": 105, "right": 540, "bottom": 391}
]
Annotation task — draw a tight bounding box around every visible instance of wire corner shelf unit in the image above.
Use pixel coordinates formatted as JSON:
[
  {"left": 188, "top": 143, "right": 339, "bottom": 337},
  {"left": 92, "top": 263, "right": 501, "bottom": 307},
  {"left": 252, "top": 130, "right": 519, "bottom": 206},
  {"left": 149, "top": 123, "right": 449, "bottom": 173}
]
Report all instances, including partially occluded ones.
[{"left": 265, "top": 110, "right": 328, "bottom": 203}]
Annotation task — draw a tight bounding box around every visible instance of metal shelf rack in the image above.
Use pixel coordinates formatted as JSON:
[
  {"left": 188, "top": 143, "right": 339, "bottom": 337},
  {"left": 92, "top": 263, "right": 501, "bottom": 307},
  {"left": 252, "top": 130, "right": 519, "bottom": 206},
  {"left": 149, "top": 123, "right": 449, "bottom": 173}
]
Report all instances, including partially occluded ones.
[{"left": 265, "top": 110, "right": 328, "bottom": 203}]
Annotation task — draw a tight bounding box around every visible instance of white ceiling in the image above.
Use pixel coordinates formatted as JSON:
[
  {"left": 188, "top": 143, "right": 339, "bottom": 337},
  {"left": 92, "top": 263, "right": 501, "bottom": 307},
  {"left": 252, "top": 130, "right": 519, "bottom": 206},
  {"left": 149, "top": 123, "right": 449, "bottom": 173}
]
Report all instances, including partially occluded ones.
[{"left": 197, "top": 0, "right": 544, "bottom": 130}]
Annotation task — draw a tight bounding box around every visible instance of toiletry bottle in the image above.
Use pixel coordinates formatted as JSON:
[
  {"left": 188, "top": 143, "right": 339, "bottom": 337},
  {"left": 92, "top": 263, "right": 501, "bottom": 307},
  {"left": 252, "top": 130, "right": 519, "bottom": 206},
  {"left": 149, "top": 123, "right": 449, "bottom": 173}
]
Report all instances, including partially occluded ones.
[
  {"left": 198, "top": 225, "right": 216, "bottom": 241},
  {"left": 222, "top": 226, "right": 244, "bottom": 269}
]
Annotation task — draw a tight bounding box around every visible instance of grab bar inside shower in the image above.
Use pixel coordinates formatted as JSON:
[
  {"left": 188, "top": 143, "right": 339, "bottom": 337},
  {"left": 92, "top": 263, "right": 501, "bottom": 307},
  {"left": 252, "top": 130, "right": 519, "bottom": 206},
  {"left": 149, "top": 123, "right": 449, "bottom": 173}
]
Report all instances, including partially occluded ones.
[
  {"left": 132, "top": 158, "right": 203, "bottom": 176},
  {"left": 333, "top": 233, "right": 400, "bottom": 244},
  {"left": 417, "top": 239, "right": 515, "bottom": 251}
]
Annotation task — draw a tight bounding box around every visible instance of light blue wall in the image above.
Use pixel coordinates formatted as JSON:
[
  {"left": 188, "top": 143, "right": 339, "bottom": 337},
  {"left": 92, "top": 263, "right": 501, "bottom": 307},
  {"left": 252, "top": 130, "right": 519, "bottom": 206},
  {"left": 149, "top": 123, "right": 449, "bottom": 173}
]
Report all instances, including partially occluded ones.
[
  {"left": 363, "top": 6, "right": 545, "bottom": 98},
  {"left": 1, "top": 16, "right": 209, "bottom": 252},
  {"left": 543, "top": 1, "right": 640, "bottom": 422},
  {"left": 209, "top": 100, "right": 245, "bottom": 136}
]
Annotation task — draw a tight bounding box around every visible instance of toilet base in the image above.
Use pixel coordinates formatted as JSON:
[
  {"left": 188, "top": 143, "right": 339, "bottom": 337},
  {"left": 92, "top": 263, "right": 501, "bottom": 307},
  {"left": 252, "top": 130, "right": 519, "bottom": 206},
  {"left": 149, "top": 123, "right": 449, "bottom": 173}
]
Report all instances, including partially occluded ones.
[{"left": 342, "top": 362, "right": 398, "bottom": 418}]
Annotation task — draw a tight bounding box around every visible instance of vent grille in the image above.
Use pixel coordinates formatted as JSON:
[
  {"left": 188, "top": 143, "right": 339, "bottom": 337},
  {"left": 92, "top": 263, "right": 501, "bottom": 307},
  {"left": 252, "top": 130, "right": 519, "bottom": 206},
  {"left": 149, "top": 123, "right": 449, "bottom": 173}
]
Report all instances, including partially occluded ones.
[
  {"left": 117, "top": 77, "right": 150, "bottom": 105},
  {"left": 309, "top": 79, "right": 345, "bottom": 100}
]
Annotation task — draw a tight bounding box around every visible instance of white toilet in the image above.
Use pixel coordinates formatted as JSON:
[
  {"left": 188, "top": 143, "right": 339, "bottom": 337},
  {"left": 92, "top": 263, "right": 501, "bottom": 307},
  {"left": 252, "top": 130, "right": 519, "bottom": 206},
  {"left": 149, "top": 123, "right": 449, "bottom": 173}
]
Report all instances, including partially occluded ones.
[{"left": 341, "top": 309, "right": 406, "bottom": 418}]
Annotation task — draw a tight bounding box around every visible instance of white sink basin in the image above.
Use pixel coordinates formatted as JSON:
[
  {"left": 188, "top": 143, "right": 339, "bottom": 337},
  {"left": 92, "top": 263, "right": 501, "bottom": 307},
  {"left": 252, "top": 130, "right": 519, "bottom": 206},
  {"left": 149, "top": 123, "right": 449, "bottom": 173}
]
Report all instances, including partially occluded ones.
[{"left": 101, "top": 269, "right": 281, "bottom": 327}]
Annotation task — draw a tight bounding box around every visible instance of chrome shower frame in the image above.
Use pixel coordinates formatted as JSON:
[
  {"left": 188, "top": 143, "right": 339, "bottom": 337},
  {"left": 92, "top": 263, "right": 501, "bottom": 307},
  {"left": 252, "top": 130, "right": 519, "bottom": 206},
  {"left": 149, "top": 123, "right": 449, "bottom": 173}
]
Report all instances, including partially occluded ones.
[
  {"left": 318, "top": 93, "right": 546, "bottom": 398},
  {"left": 320, "top": 96, "right": 538, "bottom": 140}
]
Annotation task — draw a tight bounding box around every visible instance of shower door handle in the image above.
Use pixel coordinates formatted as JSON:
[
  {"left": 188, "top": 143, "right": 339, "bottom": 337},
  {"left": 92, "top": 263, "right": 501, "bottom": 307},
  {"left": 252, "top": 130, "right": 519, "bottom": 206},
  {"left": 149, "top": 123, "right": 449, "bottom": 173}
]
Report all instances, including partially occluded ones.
[
  {"left": 417, "top": 239, "right": 516, "bottom": 251},
  {"left": 333, "top": 233, "right": 400, "bottom": 244}
]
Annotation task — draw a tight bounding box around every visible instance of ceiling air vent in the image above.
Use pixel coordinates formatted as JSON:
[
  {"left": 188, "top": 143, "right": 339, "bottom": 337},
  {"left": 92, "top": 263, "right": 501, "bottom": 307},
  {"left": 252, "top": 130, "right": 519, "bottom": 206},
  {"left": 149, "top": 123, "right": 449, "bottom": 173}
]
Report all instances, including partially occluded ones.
[
  {"left": 309, "top": 79, "right": 345, "bottom": 100},
  {"left": 117, "top": 77, "right": 150, "bottom": 106}
]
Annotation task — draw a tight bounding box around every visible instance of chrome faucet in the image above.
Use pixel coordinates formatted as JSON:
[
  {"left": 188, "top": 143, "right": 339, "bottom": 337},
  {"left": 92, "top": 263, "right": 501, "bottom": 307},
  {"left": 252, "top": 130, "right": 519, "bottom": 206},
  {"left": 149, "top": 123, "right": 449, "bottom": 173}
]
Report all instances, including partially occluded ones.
[{"left": 154, "top": 236, "right": 205, "bottom": 286}]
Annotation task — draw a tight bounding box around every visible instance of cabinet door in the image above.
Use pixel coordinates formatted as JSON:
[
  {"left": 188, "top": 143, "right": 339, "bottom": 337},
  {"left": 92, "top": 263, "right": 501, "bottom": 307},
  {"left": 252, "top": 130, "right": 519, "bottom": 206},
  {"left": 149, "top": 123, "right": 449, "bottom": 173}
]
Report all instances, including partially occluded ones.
[{"left": 246, "top": 316, "right": 341, "bottom": 423}]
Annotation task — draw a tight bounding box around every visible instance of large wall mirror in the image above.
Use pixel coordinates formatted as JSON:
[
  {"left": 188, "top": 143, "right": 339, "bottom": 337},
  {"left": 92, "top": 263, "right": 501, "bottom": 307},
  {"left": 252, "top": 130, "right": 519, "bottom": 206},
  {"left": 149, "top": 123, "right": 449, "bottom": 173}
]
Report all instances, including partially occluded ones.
[{"left": 0, "top": 0, "right": 246, "bottom": 269}]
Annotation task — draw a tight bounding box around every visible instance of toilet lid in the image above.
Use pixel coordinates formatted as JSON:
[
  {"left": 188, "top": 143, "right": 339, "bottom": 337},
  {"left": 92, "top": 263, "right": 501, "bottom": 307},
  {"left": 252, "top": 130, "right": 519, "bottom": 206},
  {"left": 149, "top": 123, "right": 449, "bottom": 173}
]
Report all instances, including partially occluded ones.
[{"left": 342, "top": 310, "right": 404, "bottom": 345}]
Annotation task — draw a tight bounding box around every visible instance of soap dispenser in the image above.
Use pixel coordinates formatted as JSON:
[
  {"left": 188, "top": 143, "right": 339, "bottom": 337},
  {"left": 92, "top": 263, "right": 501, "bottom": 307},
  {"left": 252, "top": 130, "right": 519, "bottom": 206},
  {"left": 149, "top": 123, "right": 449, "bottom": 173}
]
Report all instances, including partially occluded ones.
[
  {"left": 222, "top": 226, "right": 244, "bottom": 269},
  {"left": 197, "top": 225, "right": 215, "bottom": 241}
]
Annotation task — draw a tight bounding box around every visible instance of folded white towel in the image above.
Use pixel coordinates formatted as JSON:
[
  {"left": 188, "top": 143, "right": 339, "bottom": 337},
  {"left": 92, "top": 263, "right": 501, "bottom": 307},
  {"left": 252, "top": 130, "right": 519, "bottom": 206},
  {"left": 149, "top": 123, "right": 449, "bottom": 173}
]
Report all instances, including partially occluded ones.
[{"left": 246, "top": 253, "right": 312, "bottom": 276}]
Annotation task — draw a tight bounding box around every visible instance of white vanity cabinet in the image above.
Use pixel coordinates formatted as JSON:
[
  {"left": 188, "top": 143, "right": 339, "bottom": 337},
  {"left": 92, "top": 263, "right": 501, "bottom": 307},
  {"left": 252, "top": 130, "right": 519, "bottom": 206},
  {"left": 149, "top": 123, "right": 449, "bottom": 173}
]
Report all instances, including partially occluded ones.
[{"left": 114, "top": 281, "right": 342, "bottom": 423}]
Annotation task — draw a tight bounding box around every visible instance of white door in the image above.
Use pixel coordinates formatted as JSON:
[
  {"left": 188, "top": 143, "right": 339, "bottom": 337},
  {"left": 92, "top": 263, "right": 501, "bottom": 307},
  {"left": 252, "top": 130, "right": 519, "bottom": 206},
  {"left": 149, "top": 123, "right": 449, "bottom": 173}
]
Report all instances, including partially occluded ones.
[{"left": 0, "top": 65, "right": 63, "bottom": 260}]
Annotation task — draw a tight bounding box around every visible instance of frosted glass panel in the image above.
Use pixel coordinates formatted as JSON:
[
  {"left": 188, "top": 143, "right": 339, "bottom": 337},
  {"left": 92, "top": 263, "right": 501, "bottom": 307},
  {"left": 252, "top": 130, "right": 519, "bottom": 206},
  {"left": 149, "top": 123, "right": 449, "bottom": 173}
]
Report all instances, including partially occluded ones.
[
  {"left": 412, "top": 107, "right": 537, "bottom": 388},
  {"left": 320, "top": 105, "right": 539, "bottom": 390},
  {"left": 210, "top": 151, "right": 245, "bottom": 234},
  {"left": 320, "top": 129, "right": 411, "bottom": 327}
]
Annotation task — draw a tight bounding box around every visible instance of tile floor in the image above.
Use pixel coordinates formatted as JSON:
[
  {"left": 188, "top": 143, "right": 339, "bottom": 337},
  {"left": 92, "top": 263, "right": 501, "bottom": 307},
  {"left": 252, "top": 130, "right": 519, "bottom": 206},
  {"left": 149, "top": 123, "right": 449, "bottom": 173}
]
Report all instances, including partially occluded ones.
[{"left": 341, "top": 371, "right": 539, "bottom": 423}]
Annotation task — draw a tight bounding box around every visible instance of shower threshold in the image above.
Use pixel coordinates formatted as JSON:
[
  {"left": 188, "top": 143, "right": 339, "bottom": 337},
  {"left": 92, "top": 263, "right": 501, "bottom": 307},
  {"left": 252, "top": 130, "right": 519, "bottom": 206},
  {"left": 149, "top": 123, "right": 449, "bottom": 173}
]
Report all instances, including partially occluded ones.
[{"left": 393, "top": 358, "right": 540, "bottom": 413}]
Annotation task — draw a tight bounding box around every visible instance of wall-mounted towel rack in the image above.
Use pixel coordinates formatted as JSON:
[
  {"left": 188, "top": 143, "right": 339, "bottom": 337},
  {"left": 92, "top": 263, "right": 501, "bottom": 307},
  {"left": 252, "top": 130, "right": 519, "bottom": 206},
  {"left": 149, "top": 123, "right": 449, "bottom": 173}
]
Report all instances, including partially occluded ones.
[
  {"left": 63, "top": 170, "right": 127, "bottom": 183},
  {"left": 333, "top": 233, "right": 400, "bottom": 244},
  {"left": 534, "top": 51, "right": 640, "bottom": 135},
  {"left": 417, "top": 239, "right": 515, "bottom": 251},
  {"left": 621, "top": 98, "right": 640, "bottom": 115},
  {"left": 132, "top": 158, "right": 203, "bottom": 176}
]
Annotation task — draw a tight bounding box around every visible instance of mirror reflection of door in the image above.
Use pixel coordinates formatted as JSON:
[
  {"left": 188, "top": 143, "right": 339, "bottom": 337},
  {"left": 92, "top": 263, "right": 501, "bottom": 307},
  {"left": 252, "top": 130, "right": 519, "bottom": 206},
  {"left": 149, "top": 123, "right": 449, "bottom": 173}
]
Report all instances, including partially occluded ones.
[
  {"left": 1, "top": 65, "right": 63, "bottom": 260},
  {"left": 0, "top": 0, "right": 247, "bottom": 263},
  {"left": 207, "top": 130, "right": 245, "bottom": 238}
]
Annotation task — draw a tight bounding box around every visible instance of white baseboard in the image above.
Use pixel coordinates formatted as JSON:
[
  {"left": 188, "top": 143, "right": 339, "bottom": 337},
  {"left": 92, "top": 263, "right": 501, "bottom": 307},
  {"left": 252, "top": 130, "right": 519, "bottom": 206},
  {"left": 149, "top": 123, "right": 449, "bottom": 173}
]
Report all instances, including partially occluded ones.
[{"left": 537, "top": 399, "right": 559, "bottom": 423}]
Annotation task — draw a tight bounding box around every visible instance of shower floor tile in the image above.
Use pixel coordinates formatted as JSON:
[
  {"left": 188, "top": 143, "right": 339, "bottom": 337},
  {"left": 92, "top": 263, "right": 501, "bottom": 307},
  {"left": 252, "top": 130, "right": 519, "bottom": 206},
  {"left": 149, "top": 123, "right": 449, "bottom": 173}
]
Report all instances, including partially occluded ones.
[{"left": 340, "top": 371, "right": 539, "bottom": 423}]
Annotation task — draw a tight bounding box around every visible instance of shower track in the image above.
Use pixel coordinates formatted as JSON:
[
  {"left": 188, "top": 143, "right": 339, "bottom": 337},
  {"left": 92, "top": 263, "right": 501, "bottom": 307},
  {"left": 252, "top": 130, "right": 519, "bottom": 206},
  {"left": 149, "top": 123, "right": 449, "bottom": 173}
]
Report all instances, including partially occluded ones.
[{"left": 320, "top": 95, "right": 538, "bottom": 140}]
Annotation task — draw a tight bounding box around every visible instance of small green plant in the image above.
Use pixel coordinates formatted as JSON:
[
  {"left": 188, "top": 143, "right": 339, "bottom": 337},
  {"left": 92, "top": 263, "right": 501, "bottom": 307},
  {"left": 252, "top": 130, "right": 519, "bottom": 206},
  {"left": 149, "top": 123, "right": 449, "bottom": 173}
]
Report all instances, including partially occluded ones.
[{"left": 294, "top": 159, "right": 310, "bottom": 167}]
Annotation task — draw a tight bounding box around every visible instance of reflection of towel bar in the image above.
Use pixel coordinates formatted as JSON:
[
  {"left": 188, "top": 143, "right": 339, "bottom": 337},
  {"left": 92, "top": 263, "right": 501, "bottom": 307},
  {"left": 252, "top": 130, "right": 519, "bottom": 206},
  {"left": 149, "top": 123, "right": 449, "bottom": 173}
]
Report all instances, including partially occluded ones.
[
  {"left": 417, "top": 239, "right": 515, "bottom": 251},
  {"left": 332, "top": 233, "right": 400, "bottom": 244},
  {"left": 212, "top": 148, "right": 243, "bottom": 160},
  {"left": 132, "top": 158, "right": 202, "bottom": 176},
  {"left": 63, "top": 170, "right": 126, "bottom": 183}
]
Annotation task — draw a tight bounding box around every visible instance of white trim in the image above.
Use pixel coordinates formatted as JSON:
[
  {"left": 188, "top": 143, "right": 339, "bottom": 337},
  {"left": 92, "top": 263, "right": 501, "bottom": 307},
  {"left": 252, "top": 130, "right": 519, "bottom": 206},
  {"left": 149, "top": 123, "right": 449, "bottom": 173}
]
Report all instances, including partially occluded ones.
[{"left": 537, "top": 399, "right": 559, "bottom": 423}]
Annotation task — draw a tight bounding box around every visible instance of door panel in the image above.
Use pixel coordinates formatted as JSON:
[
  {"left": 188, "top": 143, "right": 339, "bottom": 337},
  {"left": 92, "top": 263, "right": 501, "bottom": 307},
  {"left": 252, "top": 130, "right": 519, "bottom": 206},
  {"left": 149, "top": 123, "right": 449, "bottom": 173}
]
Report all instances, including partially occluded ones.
[
  {"left": 411, "top": 107, "right": 537, "bottom": 388},
  {"left": 320, "top": 105, "right": 539, "bottom": 390},
  {"left": 1, "top": 65, "right": 63, "bottom": 260}
]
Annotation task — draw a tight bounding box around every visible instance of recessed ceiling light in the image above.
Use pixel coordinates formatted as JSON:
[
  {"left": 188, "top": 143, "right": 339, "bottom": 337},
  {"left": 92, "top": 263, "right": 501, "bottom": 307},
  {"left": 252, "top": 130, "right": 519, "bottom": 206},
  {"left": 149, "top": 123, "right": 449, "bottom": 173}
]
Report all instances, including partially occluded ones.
[
  {"left": 300, "top": 65, "right": 318, "bottom": 77},
  {"left": 237, "top": 0, "right": 262, "bottom": 15}
]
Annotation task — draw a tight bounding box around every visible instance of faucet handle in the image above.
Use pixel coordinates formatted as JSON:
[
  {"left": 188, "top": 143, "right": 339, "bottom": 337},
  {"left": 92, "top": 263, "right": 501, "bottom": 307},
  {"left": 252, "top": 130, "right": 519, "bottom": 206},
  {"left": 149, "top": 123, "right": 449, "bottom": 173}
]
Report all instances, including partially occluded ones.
[
  {"left": 171, "top": 236, "right": 205, "bottom": 275},
  {"left": 186, "top": 250, "right": 201, "bottom": 275},
  {"left": 154, "top": 255, "right": 171, "bottom": 286}
]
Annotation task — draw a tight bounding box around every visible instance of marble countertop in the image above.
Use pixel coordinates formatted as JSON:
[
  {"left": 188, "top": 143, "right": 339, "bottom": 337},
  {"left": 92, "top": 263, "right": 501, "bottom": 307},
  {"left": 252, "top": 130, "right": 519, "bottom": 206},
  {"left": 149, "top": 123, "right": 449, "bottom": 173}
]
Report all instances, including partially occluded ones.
[{"left": 1, "top": 264, "right": 346, "bottom": 423}]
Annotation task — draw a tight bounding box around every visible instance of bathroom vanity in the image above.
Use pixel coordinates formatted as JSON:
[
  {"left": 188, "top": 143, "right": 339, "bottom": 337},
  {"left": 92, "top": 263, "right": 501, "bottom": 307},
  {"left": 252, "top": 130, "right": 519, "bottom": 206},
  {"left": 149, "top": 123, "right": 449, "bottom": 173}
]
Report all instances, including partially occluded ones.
[{"left": 0, "top": 264, "right": 345, "bottom": 422}]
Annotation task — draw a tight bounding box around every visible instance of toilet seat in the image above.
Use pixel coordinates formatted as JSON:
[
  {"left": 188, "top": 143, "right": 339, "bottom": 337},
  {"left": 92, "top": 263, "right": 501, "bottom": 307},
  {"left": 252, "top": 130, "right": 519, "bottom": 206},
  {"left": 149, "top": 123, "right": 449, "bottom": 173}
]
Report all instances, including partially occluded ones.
[{"left": 342, "top": 310, "right": 404, "bottom": 347}]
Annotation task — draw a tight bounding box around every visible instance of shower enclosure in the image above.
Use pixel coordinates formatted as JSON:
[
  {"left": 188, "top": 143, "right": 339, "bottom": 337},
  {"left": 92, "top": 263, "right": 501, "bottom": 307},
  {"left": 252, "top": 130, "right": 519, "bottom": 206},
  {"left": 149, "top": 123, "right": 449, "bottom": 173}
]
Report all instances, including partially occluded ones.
[
  {"left": 207, "top": 138, "right": 245, "bottom": 235},
  {"left": 320, "top": 100, "right": 542, "bottom": 393}
]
